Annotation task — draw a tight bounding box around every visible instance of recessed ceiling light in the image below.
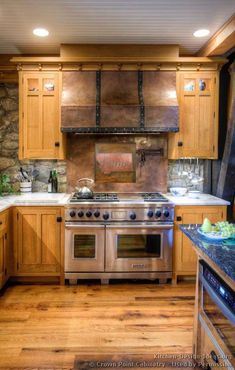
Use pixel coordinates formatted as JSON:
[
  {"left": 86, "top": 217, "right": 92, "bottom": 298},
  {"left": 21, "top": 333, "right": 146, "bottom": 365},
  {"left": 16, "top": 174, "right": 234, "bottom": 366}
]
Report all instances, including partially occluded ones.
[
  {"left": 193, "top": 29, "right": 210, "bottom": 38},
  {"left": 33, "top": 28, "right": 49, "bottom": 37}
]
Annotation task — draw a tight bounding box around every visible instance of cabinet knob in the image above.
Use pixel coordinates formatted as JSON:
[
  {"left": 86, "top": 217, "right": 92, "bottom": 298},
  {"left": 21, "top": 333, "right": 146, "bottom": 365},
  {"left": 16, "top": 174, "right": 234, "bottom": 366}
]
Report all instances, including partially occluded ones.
[
  {"left": 176, "top": 216, "right": 182, "bottom": 221},
  {"left": 0, "top": 221, "right": 2, "bottom": 225},
  {"left": 178, "top": 141, "right": 183, "bottom": 147},
  {"left": 210, "top": 351, "right": 219, "bottom": 364},
  {"left": 56, "top": 216, "right": 63, "bottom": 223},
  {"left": 55, "top": 142, "right": 60, "bottom": 147}
]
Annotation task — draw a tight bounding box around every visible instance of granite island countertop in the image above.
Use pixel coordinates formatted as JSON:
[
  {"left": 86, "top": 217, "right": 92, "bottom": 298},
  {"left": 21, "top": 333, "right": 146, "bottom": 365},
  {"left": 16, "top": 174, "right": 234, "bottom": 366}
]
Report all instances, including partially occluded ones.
[{"left": 180, "top": 224, "right": 235, "bottom": 286}]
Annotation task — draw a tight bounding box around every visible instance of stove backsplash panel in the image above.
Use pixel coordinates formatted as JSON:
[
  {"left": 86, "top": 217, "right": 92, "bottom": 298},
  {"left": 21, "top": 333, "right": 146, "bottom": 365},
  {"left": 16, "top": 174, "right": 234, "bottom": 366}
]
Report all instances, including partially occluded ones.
[{"left": 67, "top": 134, "right": 168, "bottom": 193}]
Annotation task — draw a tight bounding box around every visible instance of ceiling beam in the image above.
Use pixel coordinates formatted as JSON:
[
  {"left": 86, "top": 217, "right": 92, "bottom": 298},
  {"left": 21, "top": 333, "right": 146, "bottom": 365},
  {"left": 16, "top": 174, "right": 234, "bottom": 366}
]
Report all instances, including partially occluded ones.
[{"left": 197, "top": 14, "right": 235, "bottom": 56}]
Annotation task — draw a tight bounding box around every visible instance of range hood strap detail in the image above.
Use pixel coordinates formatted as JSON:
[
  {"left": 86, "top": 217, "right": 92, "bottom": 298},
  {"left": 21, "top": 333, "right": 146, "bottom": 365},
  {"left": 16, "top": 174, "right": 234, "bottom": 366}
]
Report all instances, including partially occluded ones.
[
  {"left": 138, "top": 71, "right": 145, "bottom": 128},
  {"left": 96, "top": 71, "right": 101, "bottom": 126}
]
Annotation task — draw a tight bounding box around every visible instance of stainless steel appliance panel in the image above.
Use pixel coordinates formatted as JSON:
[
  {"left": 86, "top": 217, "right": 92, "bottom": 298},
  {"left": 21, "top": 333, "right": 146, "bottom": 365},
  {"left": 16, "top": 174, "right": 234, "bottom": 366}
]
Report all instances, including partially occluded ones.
[
  {"left": 105, "top": 223, "right": 173, "bottom": 272},
  {"left": 199, "top": 261, "right": 235, "bottom": 358},
  {"left": 65, "top": 224, "right": 105, "bottom": 272}
]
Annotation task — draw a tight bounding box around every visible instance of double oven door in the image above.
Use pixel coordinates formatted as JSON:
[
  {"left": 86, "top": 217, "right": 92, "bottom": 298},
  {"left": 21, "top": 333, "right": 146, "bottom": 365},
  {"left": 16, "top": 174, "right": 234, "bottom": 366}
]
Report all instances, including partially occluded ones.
[
  {"left": 65, "top": 223, "right": 173, "bottom": 273},
  {"left": 105, "top": 223, "right": 173, "bottom": 272},
  {"left": 65, "top": 224, "right": 105, "bottom": 272}
]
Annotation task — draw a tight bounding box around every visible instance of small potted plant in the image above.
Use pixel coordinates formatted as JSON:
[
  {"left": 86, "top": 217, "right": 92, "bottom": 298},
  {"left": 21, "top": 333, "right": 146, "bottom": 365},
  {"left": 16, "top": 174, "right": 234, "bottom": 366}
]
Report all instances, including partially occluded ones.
[{"left": 0, "top": 174, "right": 13, "bottom": 197}]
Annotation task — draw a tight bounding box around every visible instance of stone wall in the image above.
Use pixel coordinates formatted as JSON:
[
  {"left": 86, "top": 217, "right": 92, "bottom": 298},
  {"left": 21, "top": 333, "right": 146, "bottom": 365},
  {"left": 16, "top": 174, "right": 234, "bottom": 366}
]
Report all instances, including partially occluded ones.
[{"left": 0, "top": 83, "right": 67, "bottom": 193}]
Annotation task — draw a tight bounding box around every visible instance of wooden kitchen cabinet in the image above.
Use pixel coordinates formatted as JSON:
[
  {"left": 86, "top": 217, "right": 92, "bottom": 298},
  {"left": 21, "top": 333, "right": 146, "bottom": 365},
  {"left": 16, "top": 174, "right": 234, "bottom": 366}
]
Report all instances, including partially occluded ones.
[
  {"left": 19, "top": 72, "right": 65, "bottom": 160},
  {"left": 0, "top": 209, "right": 10, "bottom": 289},
  {"left": 168, "top": 71, "right": 218, "bottom": 159},
  {"left": 173, "top": 205, "right": 227, "bottom": 283},
  {"left": 13, "top": 207, "right": 63, "bottom": 276}
]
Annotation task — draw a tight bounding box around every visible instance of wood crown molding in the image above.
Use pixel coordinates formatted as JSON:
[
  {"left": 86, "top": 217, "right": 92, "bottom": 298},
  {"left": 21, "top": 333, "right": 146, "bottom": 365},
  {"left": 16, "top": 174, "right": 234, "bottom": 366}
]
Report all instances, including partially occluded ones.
[
  {"left": 9, "top": 45, "right": 227, "bottom": 71},
  {"left": 197, "top": 14, "right": 235, "bottom": 56},
  {"left": 10, "top": 56, "right": 227, "bottom": 72}
]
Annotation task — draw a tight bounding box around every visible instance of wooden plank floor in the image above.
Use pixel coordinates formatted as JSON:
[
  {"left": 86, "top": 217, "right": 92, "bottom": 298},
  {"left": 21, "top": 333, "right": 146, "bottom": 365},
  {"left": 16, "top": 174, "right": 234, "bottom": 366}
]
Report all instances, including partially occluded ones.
[{"left": 0, "top": 281, "right": 196, "bottom": 370}]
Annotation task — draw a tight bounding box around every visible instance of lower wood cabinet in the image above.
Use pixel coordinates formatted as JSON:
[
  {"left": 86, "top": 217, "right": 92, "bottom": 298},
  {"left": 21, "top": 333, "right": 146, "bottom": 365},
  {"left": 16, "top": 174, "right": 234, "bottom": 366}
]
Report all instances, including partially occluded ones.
[
  {"left": 13, "top": 207, "right": 63, "bottom": 277},
  {"left": 0, "top": 209, "right": 10, "bottom": 289},
  {"left": 173, "top": 205, "right": 227, "bottom": 283}
]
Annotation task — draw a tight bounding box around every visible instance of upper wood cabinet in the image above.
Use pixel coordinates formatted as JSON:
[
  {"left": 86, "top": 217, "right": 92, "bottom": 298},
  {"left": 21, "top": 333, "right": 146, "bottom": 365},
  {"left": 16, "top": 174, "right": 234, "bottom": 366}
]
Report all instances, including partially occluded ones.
[
  {"left": 168, "top": 71, "right": 218, "bottom": 159},
  {"left": 19, "top": 72, "right": 65, "bottom": 160}
]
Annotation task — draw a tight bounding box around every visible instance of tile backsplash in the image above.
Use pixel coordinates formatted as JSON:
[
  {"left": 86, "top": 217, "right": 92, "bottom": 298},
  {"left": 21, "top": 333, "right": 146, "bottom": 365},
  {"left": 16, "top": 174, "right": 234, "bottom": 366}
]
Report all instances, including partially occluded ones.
[{"left": 168, "top": 159, "right": 204, "bottom": 192}]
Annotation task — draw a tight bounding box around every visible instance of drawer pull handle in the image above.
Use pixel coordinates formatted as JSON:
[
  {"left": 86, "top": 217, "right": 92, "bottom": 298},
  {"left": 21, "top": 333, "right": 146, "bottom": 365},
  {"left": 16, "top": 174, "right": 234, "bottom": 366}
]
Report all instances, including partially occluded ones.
[
  {"left": 131, "top": 264, "right": 145, "bottom": 269},
  {"left": 178, "top": 141, "right": 183, "bottom": 147},
  {"left": 210, "top": 351, "right": 219, "bottom": 364},
  {"left": 55, "top": 142, "right": 60, "bottom": 147},
  {"left": 176, "top": 216, "right": 182, "bottom": 221}
]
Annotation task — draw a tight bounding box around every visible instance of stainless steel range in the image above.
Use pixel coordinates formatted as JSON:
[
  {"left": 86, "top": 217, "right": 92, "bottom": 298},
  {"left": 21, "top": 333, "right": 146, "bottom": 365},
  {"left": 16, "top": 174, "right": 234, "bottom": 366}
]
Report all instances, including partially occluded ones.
[{"left": 65, "top": 192, "right": 174, "bottom": 284}]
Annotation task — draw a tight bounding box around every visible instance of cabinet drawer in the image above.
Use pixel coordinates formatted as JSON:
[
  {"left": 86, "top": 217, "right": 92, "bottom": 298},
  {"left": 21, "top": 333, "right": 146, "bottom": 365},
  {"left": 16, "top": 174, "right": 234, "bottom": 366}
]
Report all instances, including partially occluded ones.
[
  {"left": 0, "top": 211, "right": 8, "bottom": 232},
  {"left": 200, "top": 319, "right": 231, "bottom": 370}
]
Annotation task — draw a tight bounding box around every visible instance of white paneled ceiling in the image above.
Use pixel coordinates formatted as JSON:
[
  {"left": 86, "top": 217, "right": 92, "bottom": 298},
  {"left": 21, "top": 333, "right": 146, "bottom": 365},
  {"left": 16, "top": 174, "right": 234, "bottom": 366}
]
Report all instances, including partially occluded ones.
[{"left": 0, "top": 0, "right": 234, "bottom": 55}]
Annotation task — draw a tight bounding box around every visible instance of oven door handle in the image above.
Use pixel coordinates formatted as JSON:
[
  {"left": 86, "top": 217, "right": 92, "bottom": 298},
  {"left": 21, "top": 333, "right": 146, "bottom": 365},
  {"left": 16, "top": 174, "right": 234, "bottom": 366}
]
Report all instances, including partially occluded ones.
[
  {"left": 200, "top": 274, "right": 235, "bottom": 325},
  {"left": 105, "top": 223, "right": 173, "bottom": 229},
  {"left": 65, "top": 223, "right": 105, "bottom": 228}
]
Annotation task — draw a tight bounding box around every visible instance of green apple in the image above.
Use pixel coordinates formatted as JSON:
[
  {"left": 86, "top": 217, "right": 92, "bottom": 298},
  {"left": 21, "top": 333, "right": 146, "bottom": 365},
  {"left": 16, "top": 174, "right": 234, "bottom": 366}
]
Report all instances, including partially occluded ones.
[{"left": 201, "top": 218, "right": 212, "bottom": 233}]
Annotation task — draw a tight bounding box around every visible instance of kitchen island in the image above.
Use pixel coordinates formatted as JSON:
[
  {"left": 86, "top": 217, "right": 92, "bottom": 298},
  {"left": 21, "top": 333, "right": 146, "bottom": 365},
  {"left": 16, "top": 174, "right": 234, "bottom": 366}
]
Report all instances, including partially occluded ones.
[{"left": 180, "top": 225, "right": 235, "bottom": 370}]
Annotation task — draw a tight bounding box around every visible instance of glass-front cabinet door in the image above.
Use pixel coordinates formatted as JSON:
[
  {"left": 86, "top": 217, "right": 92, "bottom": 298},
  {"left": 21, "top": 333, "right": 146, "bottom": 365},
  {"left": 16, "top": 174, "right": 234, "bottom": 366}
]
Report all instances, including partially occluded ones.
[
  {"left": 105, "top": 226, "right": 172, "bottom": 272},
  {"left": 65, "top": 226, "right": 105, "bottom": 272}
]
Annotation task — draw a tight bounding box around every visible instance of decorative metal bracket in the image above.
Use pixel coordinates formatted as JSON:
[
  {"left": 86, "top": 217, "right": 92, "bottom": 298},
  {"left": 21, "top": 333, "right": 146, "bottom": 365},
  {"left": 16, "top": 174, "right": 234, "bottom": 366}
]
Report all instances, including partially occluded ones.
[
  {"left": 138, "top": 70, "right": 145, "bottom": 128},
  {"left": 136, "top": 148, "right": 164, "bottom": 166},
  {"left": 96, "top": 70, "right": 101, "bottom": 126}
]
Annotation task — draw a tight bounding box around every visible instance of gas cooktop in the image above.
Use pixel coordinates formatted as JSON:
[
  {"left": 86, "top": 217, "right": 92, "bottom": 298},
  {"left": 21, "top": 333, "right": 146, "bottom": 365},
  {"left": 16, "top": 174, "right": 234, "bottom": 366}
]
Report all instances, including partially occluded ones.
[
  {"left": 69, "top": 192, "right": 169, "bottom": 203},
  {"left": 70, "top": 192, "right": 119, "bottom": 202}
]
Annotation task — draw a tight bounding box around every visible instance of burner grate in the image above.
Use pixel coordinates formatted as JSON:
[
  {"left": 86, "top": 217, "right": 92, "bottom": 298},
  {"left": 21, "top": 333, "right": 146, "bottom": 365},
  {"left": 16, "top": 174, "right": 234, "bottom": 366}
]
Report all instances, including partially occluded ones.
[
  {"left": 70, "top": 193, "right": 119, "bottom": 203},
  {"left": 141, "top": 192, "right": 169, "bottom": 202}
]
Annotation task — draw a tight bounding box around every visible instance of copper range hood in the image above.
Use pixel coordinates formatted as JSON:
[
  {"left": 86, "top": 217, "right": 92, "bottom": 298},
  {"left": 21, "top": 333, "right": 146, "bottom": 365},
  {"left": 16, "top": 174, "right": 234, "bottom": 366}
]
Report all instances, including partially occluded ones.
[{"left": 61, "top": 70, "right": 179, "bottom": 133}]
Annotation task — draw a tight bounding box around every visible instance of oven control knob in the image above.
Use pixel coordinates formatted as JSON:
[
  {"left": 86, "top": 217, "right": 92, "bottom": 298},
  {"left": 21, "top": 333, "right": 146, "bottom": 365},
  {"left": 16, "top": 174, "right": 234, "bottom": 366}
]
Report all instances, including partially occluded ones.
[
  {"left": 103, "top": 212, "right": 109, "bottom": 220},
  {"left": 147, "top": 210, "right": 154, "bottom": 218},
  {"left": 94, "top": 210, "right": 100, "bottom": 218},
  {"left": 155, "top": 210, "right": 162, "bottom": 218},
  {"left": 86, "top": 211, "right": 92, "bottom": 218},
  {"left": 129, "top": 212, "right": 136, "bottom": 220},
  {"left": 164, "top": 210, "right": 170, "bottom": 218},
  {"left": 69, "top": 210, "right": 76, "bottom": 218},
  {"left": 78, "top": 210, "right": 84, "bottom": 218}
]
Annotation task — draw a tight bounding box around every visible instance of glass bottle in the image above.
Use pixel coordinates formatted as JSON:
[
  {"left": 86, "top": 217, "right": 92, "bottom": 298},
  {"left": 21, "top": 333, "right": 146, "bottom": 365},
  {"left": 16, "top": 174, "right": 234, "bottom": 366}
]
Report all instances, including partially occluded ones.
[
  {"left": 48, "top": 171, "right": 53, "bottom": 193},
  {"left": 52, "top": 169, "right": 58, "bottom": 193}
]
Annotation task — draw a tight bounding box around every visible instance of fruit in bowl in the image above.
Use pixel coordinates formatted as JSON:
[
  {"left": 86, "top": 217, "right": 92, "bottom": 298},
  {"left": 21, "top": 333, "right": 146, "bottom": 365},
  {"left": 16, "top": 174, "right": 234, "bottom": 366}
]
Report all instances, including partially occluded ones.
[
  {"left": 170, "top": 187, "right": 188, "bottom": 197},
  {"left": 201, "top": 218, "right": 212, "bottom": 233},
  {"left": 200, "top": 219, "right": 235, "bottom": 239},
  {"left": 211, "top": 221, "right": 235, "bottom": 238}
]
